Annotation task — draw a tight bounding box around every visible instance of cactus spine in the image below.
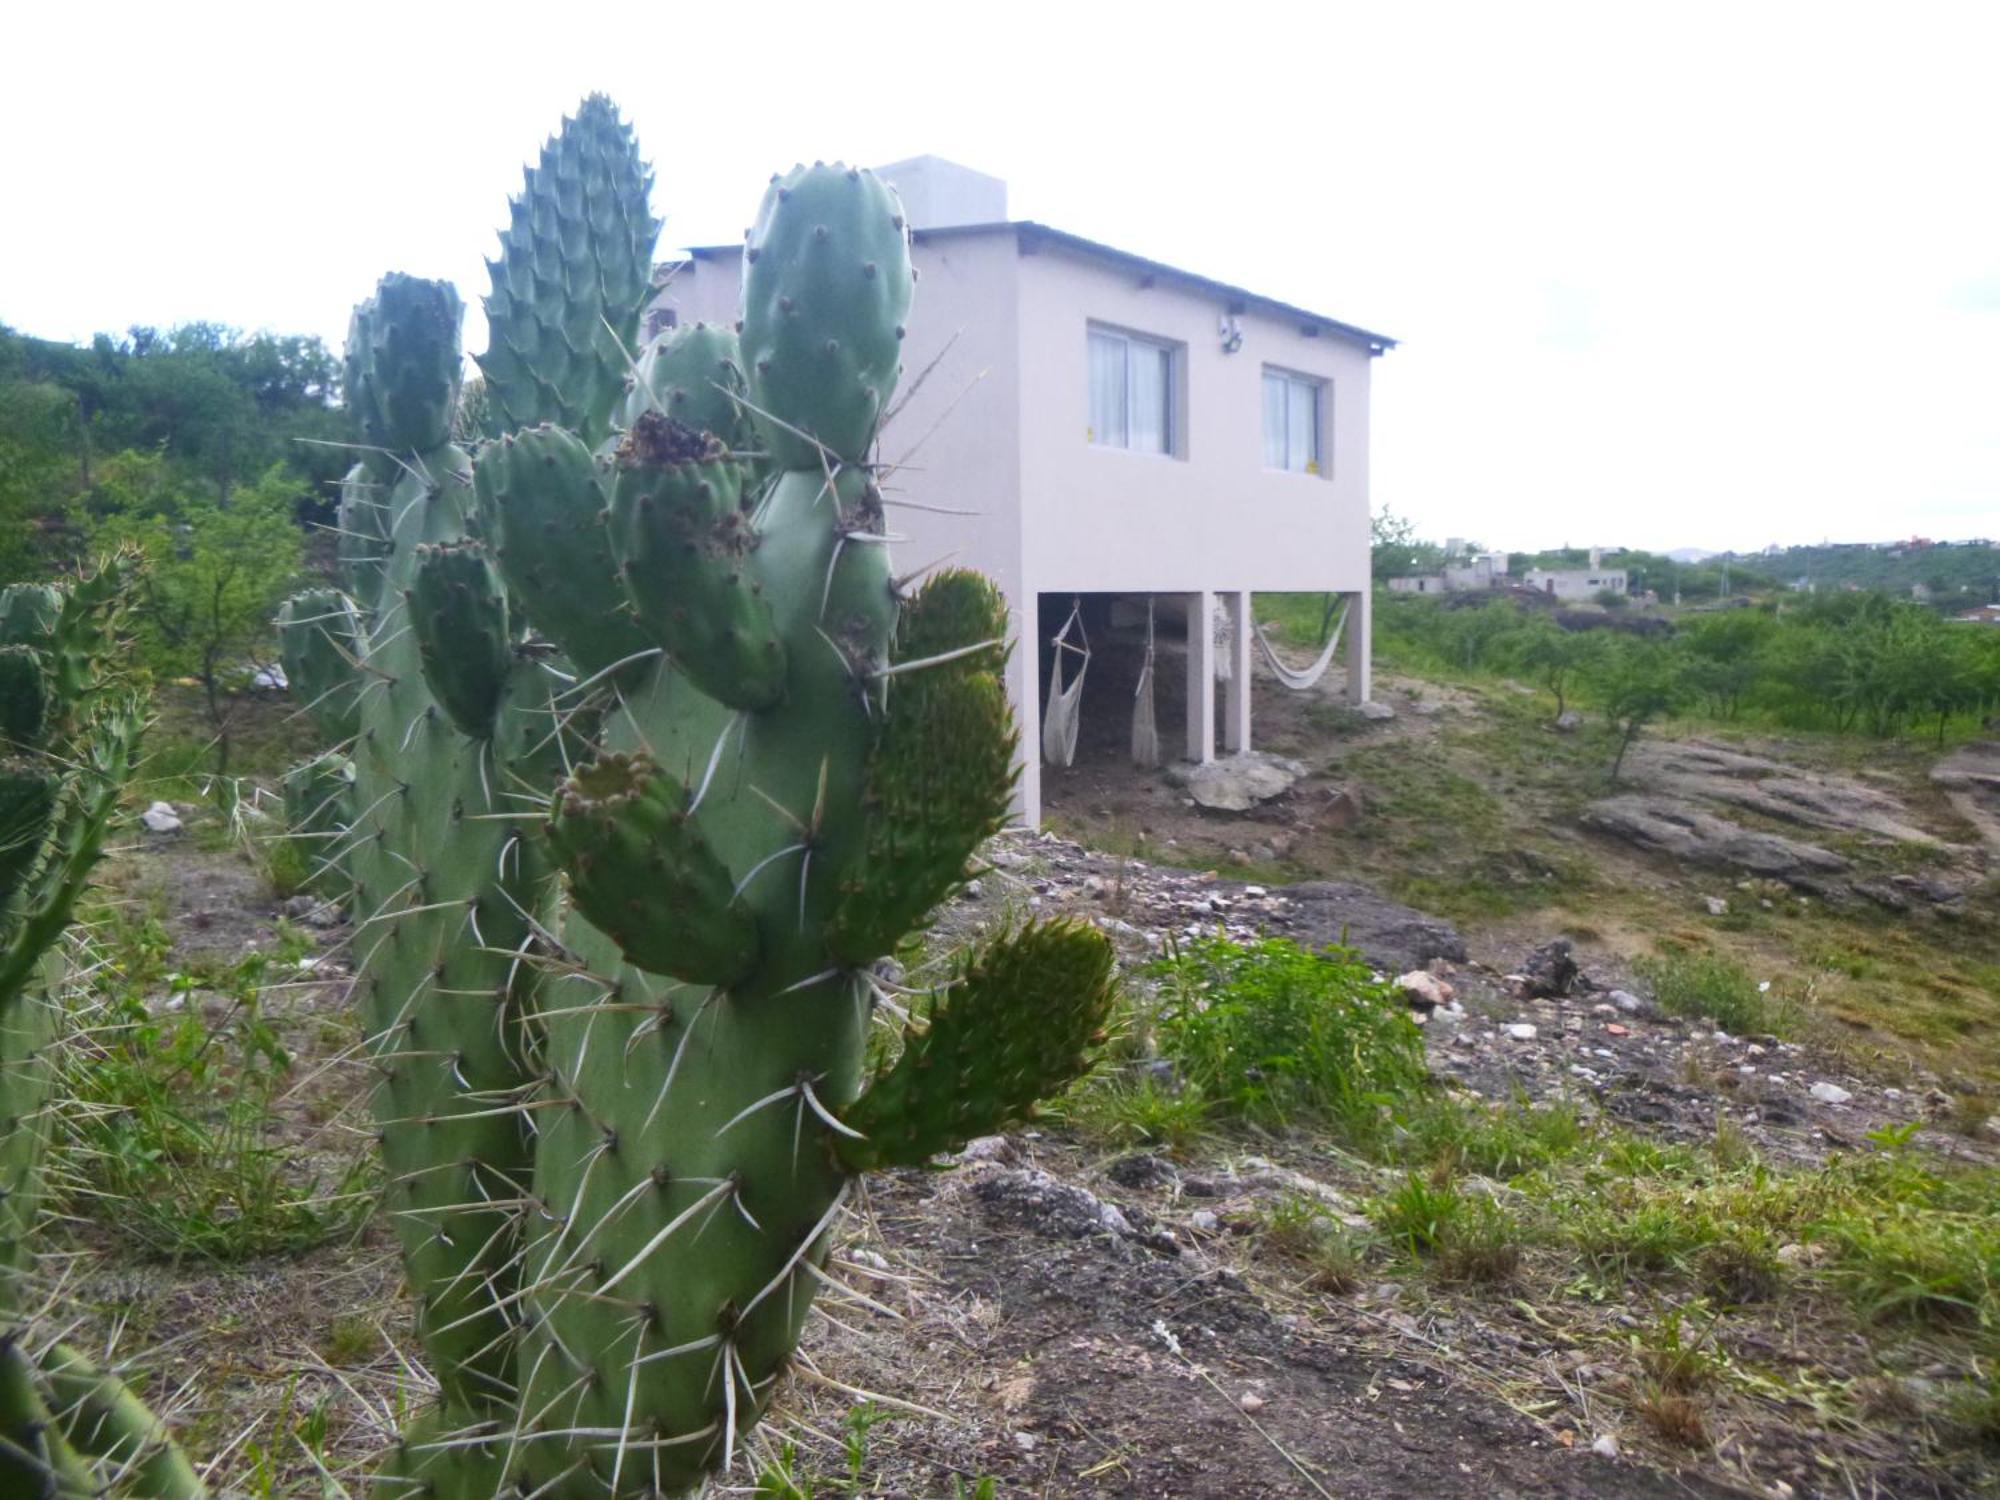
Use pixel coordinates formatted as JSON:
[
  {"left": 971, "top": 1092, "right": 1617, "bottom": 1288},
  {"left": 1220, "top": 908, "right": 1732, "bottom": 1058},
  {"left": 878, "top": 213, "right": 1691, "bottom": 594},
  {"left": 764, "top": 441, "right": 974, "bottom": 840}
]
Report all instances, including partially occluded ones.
[
  {"left": 293, "top": 105, "right": 1115, "bottom": 1496},
  {"left": 0, "top": 557, "right": 202, "bottom": 1498}
]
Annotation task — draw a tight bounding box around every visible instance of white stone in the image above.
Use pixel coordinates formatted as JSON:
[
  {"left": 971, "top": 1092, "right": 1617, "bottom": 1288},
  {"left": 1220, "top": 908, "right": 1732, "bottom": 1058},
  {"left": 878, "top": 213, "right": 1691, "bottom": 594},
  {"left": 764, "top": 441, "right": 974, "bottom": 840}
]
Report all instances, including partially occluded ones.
[
  {"left": 1190, "top": 1209, "right": 1219, "bottom": 1232},
  {"left": 1703, "top": 896, "right": 1729, "bottom": 916},
  {"left": 140, "top": 801, "right": 182, "bottom": 833},
  {"left": 1590, "top": 1433, "right": 1620, "bottom": 1459},
  {"left": 1504, "top": 1022, "right": 1538, "bottom": 1041},
  {"left": 1809, "top": 1081, "right": 1853, "bottom": 1105}
]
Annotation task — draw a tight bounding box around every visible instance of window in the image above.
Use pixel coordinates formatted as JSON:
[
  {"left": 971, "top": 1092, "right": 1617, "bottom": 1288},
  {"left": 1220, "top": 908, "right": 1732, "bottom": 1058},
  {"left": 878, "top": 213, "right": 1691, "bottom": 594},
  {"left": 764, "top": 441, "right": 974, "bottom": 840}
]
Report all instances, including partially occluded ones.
[
  {"left": 1088, "top": 326, "right": 1174, "bottom": 454},
  {"left": 1263, "top": 368, "right": 1324, "bottom": 474}
]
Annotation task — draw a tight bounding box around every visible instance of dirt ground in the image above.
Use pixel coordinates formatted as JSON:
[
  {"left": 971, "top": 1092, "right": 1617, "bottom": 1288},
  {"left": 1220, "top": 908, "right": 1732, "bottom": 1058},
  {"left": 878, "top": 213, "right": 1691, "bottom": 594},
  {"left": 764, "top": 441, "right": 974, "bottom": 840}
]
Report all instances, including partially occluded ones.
[{"left": 49, "top": 656, "right": 2000, "bottom": 1498}]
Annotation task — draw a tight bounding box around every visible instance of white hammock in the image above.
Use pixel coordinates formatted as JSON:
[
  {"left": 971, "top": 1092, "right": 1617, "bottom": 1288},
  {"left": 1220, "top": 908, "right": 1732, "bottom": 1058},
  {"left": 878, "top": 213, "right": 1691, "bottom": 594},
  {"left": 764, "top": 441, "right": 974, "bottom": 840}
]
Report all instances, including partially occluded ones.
[
  {"left": 1251, "top": 596, "right": 1350, "bottom": 692},
  {"left": 1042, "top": 599, "right": 1089, "bottom": 768},
  {"left": 1130, "top": 597, "right": 1160, "bottom": 768}
]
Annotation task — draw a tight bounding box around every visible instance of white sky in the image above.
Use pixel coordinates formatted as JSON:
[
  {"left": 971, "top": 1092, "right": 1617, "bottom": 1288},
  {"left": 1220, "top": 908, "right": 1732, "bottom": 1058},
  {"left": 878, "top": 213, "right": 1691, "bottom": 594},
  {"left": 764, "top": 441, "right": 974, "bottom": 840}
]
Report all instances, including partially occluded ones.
[{"left": 6, "top": 1, "right": 1996, "bottom": 553}]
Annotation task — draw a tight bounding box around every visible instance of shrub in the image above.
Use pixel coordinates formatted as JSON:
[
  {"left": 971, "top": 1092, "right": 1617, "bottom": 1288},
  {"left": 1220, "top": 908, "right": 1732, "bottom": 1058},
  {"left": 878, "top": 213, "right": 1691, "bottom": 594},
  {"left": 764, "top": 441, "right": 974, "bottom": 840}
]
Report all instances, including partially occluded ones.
[{"left": 1146, "top": 935, "right": 1428, "bottom": 1139}]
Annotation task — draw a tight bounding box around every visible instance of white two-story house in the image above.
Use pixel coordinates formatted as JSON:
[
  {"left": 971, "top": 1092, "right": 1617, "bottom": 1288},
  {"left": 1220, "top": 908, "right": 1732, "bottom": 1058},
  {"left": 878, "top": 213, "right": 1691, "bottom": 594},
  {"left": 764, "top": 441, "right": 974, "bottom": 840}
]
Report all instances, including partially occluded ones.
[{"left": 655, "top": 157, "right": 1393, "bottom": 825}]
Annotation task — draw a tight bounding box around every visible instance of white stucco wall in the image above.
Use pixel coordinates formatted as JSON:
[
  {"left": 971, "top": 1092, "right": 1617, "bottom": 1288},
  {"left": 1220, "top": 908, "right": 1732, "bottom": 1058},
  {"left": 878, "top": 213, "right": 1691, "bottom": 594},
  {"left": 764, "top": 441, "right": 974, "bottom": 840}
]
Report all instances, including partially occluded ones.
[{"left": 1015, "top": 238, "right": 1374, "bottom": 598}]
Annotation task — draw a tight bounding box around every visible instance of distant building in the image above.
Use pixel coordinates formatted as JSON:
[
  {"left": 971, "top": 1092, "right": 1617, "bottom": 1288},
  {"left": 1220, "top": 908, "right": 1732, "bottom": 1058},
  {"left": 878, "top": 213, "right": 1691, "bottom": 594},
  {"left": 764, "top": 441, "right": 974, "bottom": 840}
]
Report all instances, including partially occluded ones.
[
  {"left": 1385, "top": 550, "right": 1508, "bottom": 595},
  {"left": 1522, "top": 548, "right": 1627, "bottom": 600},
  {"left": 1956, "top": 604, "right": 2000, "bottom": 625}
]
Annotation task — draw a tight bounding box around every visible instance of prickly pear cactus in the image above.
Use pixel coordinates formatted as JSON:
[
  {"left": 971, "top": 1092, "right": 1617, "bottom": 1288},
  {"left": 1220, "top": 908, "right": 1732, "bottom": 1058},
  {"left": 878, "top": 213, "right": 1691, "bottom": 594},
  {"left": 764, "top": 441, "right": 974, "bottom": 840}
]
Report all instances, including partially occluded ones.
[
  {"left": 300, "top": 107, "right": 1115, "bottom": 1497},
  {"left": 0, "top": 556, "right": 204, "bottom": 1499},
  {"left": 283, "top": 273, "right": 585, "bottom": 1442}
]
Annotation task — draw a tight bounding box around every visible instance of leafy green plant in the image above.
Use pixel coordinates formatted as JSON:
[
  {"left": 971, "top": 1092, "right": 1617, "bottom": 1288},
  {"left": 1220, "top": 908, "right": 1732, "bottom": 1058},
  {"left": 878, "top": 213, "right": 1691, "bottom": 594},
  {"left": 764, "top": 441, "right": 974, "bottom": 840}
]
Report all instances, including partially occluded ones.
[{"left": 1146, "top": 935, "right": 1428, "bottom": 1139}]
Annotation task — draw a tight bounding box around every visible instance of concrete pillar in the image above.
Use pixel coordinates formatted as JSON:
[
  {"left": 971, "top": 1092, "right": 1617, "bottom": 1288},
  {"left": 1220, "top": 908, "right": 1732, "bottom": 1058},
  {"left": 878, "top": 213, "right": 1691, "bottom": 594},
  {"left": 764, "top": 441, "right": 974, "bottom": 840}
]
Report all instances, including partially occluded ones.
[
  {"left": 1185, "top": 589, "right": 1215, "bottom": 763},
  {"left": 1344, "top": 587, "right": 1372, "bottom": 703},
  {"left": 1013, "top": 591, "right": 1043, "bottom": 827},
  {"left": 1224, "top": 589, "right": 1252, "bottom": 752}
]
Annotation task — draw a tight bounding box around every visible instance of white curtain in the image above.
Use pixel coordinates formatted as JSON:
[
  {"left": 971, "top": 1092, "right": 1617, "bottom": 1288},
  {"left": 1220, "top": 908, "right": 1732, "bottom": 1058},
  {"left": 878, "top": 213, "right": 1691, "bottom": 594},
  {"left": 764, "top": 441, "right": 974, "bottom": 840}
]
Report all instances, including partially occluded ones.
[
  {"left": 1262, "top": 373, "right": 1288, "bottom": 468},
  {"left": 1129, "top": 341, "right": 1170, "bottom": 454},
  {"left": 1287, "top": 377, "right": 1319, "bottom": 471},
  {"left": 1088, "top": 331, "right": 1126, "bottom": 447}
]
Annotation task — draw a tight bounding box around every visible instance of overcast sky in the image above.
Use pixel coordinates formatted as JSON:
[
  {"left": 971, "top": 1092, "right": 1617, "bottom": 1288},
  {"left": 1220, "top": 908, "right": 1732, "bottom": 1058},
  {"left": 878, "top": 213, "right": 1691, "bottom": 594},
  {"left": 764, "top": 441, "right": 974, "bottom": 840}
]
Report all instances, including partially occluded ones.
[{"left": 6, "top": 1, "right": 1995, "bottom": 553}]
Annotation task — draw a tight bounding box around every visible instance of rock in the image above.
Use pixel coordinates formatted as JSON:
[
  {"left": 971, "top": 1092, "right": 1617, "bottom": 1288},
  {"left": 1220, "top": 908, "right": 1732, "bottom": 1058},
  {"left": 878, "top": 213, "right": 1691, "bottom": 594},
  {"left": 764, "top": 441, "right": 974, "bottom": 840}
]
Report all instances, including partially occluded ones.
[
  {"left": 1600, "top": 992, "right": 1664, "bottom": 1032},
  {"left": 140, "top": 801, "right": 183, "bottom": 834},
  {"left": 1322, "top": 785, "right": 1365, "bottom": 829},
  {"left": 1633, "top": 740, "right": 1946, "bottom": 845},
  {"left": 1395, "top": 971, "right": 1452, "bottom": 1012},
  {"left": 1809, "top": 1081, "right": 1854, "bottom": 1105},
  {"left": 1227, "top": 848, "right": 1252, "bottom": 867},
  {"left": 1356, "top": 700, "right": 1396, "bottom": 721},
  {"left": 1982, "top": 1115, "right": 2000, "bottom": 1143},
  {"left": 1238, "top": 1391, "right": 1266, "bottom": 1414},
  {"left": 1411, "top": 700, "right": 1445, "bottom": 717},
  {"left": 1519, "top": 938, "right": 1584, "bottom": 998},
  {"left": 1703, "top": 895, "right": 1729, "bottom": 916},
  {"left": 1279, "top": 880, "right": 1467, "bottom": 972},
  {"left": 959, "top": 1134, "right": 1016, "bottom": 1164},
  {"left": 1505, "top": 1023, "right": 1539, "bottom": 1041},
  {"left": 1555, "top": 710, "right": 1584, "bottom": 733},
  {"left": 1590, "top": 1433, "right": 1620, "bottom": 1459},
  {"left": 1190, "top": 1209, "right": 1220, "bottom": 1232},
  {"left": 1163, "top": 752, "right": 1306, "bottom": 812},
  {"left": 972, "top": 1168, "right": 1135, "bottom": 1241},
  {"left": 1106, "top": 1152, "right": 1177, "bottom": 1189}
]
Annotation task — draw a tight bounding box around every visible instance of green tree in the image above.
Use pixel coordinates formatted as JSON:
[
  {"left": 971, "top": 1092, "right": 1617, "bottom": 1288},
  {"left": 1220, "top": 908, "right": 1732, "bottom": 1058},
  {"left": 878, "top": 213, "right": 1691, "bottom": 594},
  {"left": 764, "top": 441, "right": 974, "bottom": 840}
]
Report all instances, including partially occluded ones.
[
  {"left": 1506, "top": 615, "right": 1602, "bottom": 720},
  {"left": 1372, "top": 507, "right": 1447, "bottom": 582},
  {"left": 1587, "top": 637, "right": 1688, "bottom": 781},
  {"left": 89, "top": 464, "right": 304, "bottom": 769}
]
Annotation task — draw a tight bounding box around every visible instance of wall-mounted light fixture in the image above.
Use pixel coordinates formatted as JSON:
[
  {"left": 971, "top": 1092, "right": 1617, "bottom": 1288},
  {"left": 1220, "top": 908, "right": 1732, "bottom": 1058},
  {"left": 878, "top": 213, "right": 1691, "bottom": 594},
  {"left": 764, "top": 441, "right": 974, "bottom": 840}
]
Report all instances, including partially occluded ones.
[{"left": 1218, "top": 313, "right": 1244, "bottom": 354}]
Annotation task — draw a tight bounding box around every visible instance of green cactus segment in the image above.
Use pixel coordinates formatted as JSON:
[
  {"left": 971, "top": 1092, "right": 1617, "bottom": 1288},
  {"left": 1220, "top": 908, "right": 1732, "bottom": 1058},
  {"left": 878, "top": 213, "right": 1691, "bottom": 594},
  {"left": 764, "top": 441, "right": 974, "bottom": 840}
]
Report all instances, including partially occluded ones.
[
  {"left": 0, "top": 587, "right": 61, "bottom": 649},
  {"left": 0, "top": 771, "right": 56, "bottom": 905},
  {"left": 480, "top": 94, "right": 661, "bottom": 446},
  {"left": 607, "top": 414, "right": 784, "bottom": 709},
  {"left": 276, "top": 590, "right": 364, "bottom": 742},
  {"left": 475, "top": 424, "right": 652, "bottom": 677},
  {"left": 513, "top": 452, "right": 900, "bottom": 1496},
  {"left": 837, "top": 921, "right": 1114, "bottom": 1171},
  {"left": 546, "top": 753, "right": 758, "bottom": 985},
  {"left": 375, "top": 1408, "right": 508, "bottom": 1500},
  {"left": 0, "top": 649, "right": 47, "bottom": 751},
  {"left": 620, "top": 323, "right": 755, "bottom": 454},
  {"left": 408, "top": 543, "right": 514, "bottom": 740},
  {"left": 345, "top": 275, "right": 465, "bottom": 456},
  {"left": 334, "top": 278, "right": 561, "bottom": 1420},
  {"left": 281, "top": 753, "right": 353, "bottom": 899},
  {"left": 0, "top": 1335, "right": 94, "bottom": 1499},
  {"left": 34, "top": 1342, "right": 205, "bottom": 1500},
  {"left": 337, "top": 462, "right": 393, "bottom": 605},
  {"left": 828, "top": 570, "right": 1014, "bottom": 966},
  {"left": 741, "top": 163, "right": 913, "bottom": 468}
]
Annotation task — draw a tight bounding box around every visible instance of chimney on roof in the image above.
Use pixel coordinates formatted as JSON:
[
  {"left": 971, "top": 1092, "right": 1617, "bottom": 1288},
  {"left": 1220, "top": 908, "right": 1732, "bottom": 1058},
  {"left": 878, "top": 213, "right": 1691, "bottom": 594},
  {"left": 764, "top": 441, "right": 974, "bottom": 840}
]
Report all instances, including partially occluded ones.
[
  {"left": 1588, "top": 546, "right": 1602, "bottom": 570},
  {"left": 873, "top": 156, "right": 1007, "bottom": 231}
]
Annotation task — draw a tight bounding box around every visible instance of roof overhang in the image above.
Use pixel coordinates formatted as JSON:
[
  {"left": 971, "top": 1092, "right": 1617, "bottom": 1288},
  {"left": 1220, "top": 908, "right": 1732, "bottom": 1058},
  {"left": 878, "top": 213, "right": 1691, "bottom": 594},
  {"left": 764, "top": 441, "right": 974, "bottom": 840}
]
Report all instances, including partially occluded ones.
[{"left": 671, "top": 221, "right": 1396, "bottom": 356}]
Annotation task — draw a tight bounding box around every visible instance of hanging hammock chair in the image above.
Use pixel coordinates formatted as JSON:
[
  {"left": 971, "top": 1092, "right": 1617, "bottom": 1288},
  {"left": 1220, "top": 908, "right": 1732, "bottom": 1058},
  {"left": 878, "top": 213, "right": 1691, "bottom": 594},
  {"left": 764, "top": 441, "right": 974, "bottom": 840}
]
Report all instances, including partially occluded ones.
[
  {"left": 1130, "top": 597, "right": 1160, "bottom": 768},
  {"left": 1251, "top": 595, "right": 1351, "bottom": 692},
  {"left": 1041, "top": 598, "right": 1090, "bottom": 768}
]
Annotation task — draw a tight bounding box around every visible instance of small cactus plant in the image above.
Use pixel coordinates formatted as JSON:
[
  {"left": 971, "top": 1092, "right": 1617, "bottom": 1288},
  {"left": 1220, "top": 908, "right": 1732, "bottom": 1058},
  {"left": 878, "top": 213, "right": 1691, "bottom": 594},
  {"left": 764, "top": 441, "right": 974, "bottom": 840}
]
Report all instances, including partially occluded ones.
[
  {"left": 288, "top": 99, "right": 1114, "bottom": 1496},
  {"left": 0, "top": 555, "right": 203, "bottom": 1498}
]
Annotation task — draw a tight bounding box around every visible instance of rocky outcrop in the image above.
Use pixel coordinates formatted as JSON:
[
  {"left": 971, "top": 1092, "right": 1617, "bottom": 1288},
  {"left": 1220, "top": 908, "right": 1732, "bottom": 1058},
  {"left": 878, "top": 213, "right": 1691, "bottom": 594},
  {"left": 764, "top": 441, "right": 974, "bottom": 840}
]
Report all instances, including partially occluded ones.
[
  {"left": 1278, "top": 879, "right": 1468, "bottom": 971},
  {"left": 1164, "top": 752, "right": 1306, "bottom": 812},
  {"left": 1582, "top": 796, "right": 1850, "bottom": 889}
]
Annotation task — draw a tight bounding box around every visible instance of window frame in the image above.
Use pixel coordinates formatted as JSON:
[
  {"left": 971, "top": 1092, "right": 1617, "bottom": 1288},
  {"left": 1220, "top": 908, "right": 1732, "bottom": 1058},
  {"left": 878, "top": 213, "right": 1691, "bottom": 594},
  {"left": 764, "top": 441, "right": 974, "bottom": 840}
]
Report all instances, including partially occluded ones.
[
  {"left": 1262, "top": 365, "right": 1329, "bottom": 478},
  {"left": 1086, "top": 322, "right": 1181, "bottom": 458}
]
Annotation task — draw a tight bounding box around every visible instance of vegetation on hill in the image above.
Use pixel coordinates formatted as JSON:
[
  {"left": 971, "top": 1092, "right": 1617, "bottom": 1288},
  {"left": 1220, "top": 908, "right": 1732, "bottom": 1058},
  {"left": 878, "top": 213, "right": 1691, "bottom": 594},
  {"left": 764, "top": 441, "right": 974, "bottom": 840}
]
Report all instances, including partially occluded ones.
[
  {"left": 0, "top": 321, "right": 339, "bottom": 763},
  {"left": 1369, "top": 591, "right": 2000, "bottom": 746}
]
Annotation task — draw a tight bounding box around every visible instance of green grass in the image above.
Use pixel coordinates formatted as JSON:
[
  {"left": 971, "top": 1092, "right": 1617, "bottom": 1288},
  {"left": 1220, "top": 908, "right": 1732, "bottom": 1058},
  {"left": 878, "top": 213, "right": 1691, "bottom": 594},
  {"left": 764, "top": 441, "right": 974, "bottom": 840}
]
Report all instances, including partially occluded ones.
[
  {"left": 1634, "top": 948, "right": 1799, "bottom": 1035},
  {"left": 54, "top": 902, "right": 373, "bottom": 1261}
]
